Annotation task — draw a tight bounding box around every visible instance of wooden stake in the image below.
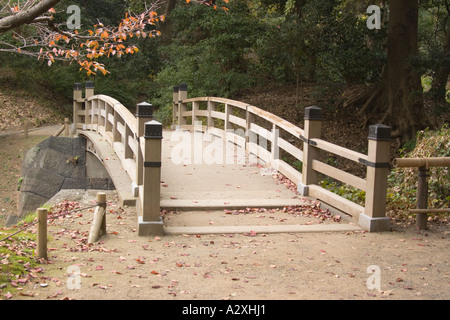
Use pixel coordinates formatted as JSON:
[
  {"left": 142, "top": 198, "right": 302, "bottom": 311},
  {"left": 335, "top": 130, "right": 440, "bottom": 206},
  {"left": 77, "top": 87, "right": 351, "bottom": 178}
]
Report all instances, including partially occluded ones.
[
  {"left": 64, "top": 118, "right": 69, "bottom": 137},
  {"left": 36, "top": 208, "right": 48, "bottom": 260},
  {"left": 23, "top": 120, "right": 28, "bottom": 139},
  {"left": 88, "top": 193, "right": 107, "bottom": 244}
]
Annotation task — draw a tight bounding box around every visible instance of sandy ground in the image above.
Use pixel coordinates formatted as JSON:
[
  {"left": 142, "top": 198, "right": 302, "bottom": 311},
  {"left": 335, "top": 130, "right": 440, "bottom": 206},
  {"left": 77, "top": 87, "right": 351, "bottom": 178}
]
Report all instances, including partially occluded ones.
[{"left": 9, "top": 189, "right": 449, "bottom": 301}]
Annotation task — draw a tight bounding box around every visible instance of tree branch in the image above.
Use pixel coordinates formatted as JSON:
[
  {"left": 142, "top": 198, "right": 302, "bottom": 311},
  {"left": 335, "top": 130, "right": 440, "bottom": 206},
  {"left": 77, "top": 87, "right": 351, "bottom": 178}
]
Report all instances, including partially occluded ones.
[{"left": 0, "top": 0, "right": 60, "bottom": 33}]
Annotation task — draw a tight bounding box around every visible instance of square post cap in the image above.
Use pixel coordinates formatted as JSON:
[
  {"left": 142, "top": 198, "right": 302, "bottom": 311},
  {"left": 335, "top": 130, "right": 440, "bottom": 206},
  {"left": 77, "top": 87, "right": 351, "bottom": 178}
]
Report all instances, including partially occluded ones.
[
  {"left": 136, "top": 102, "right": 153, "bottom": 117},
  {"left": 74, "top": 83, "right": 82, "bottom": 90},
  {"left": 85, "top": 81, "right": 95, "bottom": 89},
  {"left": 179, "top": 83, "right": 188, "bottom": 91},
  {"left": 144, "top": 120, "right": 163, "bottom": 139},
  {"left": 173, "top": 85, "right": 179, "bottom": 92},
  {"left": 304, "top": 106, "right": 322, "bottom": 121},
  {"left": 368, "top": 124, "right": 391, "bottom": 141}
]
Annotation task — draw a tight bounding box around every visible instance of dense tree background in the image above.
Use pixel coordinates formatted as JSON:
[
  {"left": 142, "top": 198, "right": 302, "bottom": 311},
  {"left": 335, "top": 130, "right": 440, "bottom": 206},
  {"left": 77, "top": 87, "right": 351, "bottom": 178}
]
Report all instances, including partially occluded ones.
[{"left": 0, "top": 0, "right": 448, "bottom": 144}]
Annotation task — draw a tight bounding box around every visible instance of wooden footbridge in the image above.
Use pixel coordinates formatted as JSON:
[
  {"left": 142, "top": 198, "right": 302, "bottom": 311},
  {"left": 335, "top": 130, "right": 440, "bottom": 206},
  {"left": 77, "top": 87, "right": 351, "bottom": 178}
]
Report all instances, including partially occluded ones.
[{"left": 72, "top": 82, "right": 395, "bottom": 236}]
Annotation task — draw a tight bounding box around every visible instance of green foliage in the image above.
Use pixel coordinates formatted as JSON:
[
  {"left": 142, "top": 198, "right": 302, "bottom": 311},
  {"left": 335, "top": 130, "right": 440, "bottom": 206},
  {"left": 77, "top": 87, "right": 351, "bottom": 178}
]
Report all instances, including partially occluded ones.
[
  {"left": 319, "top": 178, "right": 366, "bottom": 206},
  {"left": 0, "top": 230, "right": 38, "bottom": 293},
  {"left": 387, "top": 124, "right": 450, "bottom": 214}
]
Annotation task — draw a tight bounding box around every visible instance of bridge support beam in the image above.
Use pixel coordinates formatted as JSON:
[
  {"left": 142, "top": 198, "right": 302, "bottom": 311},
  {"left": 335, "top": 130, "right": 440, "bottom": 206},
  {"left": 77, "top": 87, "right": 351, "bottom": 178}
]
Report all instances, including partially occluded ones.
[{"left": 139, "top": 120, "right": 164, "bottom": 236}]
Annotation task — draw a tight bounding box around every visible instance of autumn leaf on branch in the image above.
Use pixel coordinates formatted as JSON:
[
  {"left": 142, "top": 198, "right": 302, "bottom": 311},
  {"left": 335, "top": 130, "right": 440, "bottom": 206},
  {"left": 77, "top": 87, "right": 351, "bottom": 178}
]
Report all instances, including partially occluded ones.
[{"left": 0, "top": 0, "right": 166, "bottom": 75}]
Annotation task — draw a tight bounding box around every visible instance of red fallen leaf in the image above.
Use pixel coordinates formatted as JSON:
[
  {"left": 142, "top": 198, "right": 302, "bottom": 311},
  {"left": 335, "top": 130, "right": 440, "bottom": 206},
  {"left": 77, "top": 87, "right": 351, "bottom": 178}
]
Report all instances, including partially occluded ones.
[
  {"left": 320, "top": 250, "right": 327, "bottom": 254},
  {"left": 151, "top": 270, "right": 159, "bottom": 275},
  {"left": 95, "top": 265, "right": 104, "bottom": 270},
  {"left": 4, "top": 292, "right": 13, "bottom": 299},
  {"left": 249, "top": 230, "right": 257, "bottom": 237},
  {"left": 162, "top": 184, "right": 168, "bottom": 187},
  {"left": 152, "top": 285, "right": 162, "bottom": 289},
  {"left": 136, "top": 258, "right": 145, "bottom": 264},
  {"left": 17, "top": 278, "right": 28, "bottom": 284},
  {"left": 170, "top": 196, "right": 177, "bottom": 200}
]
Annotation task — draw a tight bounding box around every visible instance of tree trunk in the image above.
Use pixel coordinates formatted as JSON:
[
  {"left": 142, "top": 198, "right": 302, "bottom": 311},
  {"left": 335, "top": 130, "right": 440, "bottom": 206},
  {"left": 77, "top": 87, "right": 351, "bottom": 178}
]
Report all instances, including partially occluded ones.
[
  {"left": 347, "top": 0, "right": 429, "bottom": 144},
  {"left": 430, "top": 28, "right": 450, "bottom": 103}
]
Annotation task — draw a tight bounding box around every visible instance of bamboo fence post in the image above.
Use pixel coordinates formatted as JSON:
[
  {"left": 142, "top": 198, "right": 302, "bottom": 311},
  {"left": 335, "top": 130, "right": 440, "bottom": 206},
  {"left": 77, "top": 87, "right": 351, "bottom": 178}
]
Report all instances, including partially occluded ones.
[
  {"left": 416, "top": 166, "right": 429, "bottom": 230},
  {"left": 88, "top": 193, "right": 107, "bottom": 244},
  {"left": 36, "top": 208, "right": 48, "bottom": 260}
]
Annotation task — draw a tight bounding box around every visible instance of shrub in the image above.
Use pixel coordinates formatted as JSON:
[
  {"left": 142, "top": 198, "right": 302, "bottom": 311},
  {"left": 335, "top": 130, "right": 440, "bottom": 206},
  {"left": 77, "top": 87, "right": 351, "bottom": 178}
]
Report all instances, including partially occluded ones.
[{"left": 387, "top": 124, "right": 450, "bottom": 219}]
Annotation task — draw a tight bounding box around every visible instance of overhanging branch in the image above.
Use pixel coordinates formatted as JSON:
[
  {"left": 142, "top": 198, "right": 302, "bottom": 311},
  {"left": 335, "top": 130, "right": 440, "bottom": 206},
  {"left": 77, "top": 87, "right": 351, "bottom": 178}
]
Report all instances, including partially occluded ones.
[{"left": 0, "top": 0, "right": 60, "bottom": 33}]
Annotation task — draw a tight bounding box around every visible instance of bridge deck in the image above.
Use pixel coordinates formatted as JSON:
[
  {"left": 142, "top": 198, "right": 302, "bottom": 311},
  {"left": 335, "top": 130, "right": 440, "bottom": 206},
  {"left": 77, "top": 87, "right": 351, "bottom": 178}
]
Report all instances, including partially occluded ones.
[
  {"left": 80, "top": 129, "right": 361, "bottom": 234},
  {"left": 160, "top": 130, "right": 307, "bottom": 210}
]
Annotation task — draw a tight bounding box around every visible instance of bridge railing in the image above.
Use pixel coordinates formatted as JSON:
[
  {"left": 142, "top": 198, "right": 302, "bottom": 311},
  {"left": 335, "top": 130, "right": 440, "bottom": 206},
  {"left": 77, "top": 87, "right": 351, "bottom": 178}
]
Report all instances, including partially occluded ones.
[
  {"left": 73, "top": 82, "right": 164, "bottom": 235},
  {"left": 172, "top": 84, "right": 391, "bottom": 232}
]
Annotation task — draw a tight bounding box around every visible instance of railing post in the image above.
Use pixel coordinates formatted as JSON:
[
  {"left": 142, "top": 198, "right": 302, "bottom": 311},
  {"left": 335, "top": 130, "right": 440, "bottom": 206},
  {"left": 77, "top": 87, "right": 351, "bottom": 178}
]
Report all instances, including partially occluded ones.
[
  {"left": 271, "top": 123, "right": 279, "bottom": 169},
  {"left": 138, "top": 120, "right": 164, "bottom": 236},
  {"left": 359, "top": 124, "right": 391, "bottom": 232},
  {"left": 178, "top": 83, "right": 188, "bottom": 127},
  {"left": 192, "top": 101, "right": 200, "bottom": 131},
  {"left": 245, "top": 108, "right": 256, "bottom": 163},
  {"left": 172, "top": 85, "right": 179, "bottom": 129},
  {"left": 207, "top": 99, "right": 216, "bottom": 129},
  {"left": 299, "top": 106, "right": 322, "bottom": 195},
  {"left": 73, "top": 83, "right": 82, "bottom": 133},
  {"left": 85, "top": 81, "right": 94, "bottom": 129},
  {"left": 36, "top": 208, "right": 48, "bottom": 260},
  {"left": 135, "top": 102, "right": 154, "bottom": 195}
]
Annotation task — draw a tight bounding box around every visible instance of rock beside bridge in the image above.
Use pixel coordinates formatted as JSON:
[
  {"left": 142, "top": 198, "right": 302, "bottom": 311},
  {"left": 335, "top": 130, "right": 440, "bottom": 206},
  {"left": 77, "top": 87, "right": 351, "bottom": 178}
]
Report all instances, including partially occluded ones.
[{"left": 5, "top": 136, "right": 114, "bottom": 226}]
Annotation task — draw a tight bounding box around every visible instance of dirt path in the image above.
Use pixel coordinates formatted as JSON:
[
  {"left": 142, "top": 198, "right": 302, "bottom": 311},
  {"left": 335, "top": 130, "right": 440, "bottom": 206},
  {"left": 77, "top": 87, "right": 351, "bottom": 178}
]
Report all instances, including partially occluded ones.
[{"left": 10, "top": 189, "right": 449, "bottom": 301}]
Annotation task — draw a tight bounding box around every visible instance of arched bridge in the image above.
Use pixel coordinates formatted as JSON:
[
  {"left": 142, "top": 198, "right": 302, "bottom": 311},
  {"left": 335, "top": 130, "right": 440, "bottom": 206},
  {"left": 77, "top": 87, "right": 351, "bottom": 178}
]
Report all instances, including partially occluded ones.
[{"left": 73, "top": 82, "right": 392, "bottom": 236}]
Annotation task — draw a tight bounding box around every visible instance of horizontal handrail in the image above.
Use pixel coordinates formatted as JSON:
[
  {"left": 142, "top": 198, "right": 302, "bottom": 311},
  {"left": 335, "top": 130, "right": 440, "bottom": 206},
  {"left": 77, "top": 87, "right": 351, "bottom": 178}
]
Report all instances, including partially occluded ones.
[
  {"left": 393, "top": 157, "right": 450, "bottom": 168},
  {"left": 88, "top": 94, "right": 137, "bottom": 134}
]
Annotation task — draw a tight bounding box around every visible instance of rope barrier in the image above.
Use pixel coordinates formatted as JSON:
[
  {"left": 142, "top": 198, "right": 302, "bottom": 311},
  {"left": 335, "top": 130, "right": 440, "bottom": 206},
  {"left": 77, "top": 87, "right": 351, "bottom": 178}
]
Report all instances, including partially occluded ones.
[{"left": 0, "top": 203, "right": 99, "bottom": 242}]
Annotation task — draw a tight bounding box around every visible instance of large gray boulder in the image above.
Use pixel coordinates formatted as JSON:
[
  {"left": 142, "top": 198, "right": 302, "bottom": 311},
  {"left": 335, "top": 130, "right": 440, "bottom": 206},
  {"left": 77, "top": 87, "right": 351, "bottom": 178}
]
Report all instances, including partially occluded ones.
[{"left": 5, "top": 136, "right": 114, "bottom": 226}]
